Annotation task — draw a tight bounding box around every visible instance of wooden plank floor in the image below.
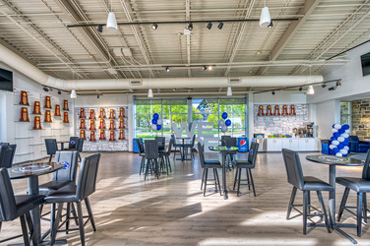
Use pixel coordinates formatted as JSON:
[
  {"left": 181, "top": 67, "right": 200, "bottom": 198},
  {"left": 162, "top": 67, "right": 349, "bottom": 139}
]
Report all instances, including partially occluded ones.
[{"left": 3, "top": 151, "right": 370, "bottom": 245}]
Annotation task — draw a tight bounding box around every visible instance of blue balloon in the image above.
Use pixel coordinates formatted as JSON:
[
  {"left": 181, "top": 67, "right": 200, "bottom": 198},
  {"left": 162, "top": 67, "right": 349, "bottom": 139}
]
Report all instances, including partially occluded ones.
[
  {"left": 153, "top": 113, "right": 159, "bottom": 120},
  {"left": 330, "top": 137, "right": 336, "bottom": 141},
  {"left": 338, "top": 144, "right": 344, "bottom": 149},
  {"left": 152, "top": 119, "right": 157, "bottom": 125},
  {"left": 332, "top": 124, "right": 336, "bottom": 128},
  {"left": 156, "top": 124, "right": 162, "bottom": 131},
  {"left": 332, "top": 148, "right": 339, "bottom": 154},
  {"left": 222, "top": 112, "right": 228, "bottom": 120},
  {"left": 342, "top": 124, "right": 350, "bottom": 130},
  {"left": 345, "top": 138, "right": 349, "bottom": 142},
  {"left": 225, "top": 119, "right": 231, "bottom": 126},
  {"left": 338, "top": 129, "right": 345, "bottom": 134},
  {"left": 333, "top": 133, "right": 340, "bottom": 138},
  {"left": 343, "top": 154, "right": 348, "bottom": 157}
]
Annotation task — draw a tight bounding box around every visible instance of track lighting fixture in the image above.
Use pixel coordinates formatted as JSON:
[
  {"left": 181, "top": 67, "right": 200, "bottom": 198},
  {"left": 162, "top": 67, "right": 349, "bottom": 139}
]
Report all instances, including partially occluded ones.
[
  {"left": 272, "top": 91, "right": 275, "bottom": 95},
  {"left": 217, "top": 22, "right": 224, "bottom": 30},
  {"left": 268, "top": 21, "right": 273, "bottom": 28},
  {"left": 148, "top": 89, "right": 153, "bottom": 98},
  {"left": 322, "top": 83, "right": 327, "bottom": 88},
  {"left": 188, "top": 23, "right": 193, "bottom": 31},
  {"left": 151, "top": 23, "right": 158, "bottom": 30},
  {"left": 328, "top": 86, "right": 336, "bottom": 91},
  {"left": 43, "top": 87, "right": 49, "bottom": 92},
  {"left": 207, "top": 22, "right": 212, "bottom": 30},
  {"left": 97, "top": 25, "right": 103, "bottom": 33},
  {"left": 336, "top": 81, "right": 341, "bottom": 87},
  {"left": 97, "top": 95, "right": 100, "bottom": 99},
  {"left": 299, "top": 87, "right": 302, "bottom": 91},
  {"left": 58, "top": 90, "right": 61, "bottom": 95},
  {"left": 306, "top": 85, "right": 315, "bottom": 95},
  {"left": 207, "top": 66, "right": 213, "bottom": 71},
  {"left": 165, "top": 67, "right": 170, "bottom": 72},
  {"left": 227, "top": 87, "right": 232, "bottom": 96},
  {"left": 202, "top": 66, "right": 207, "bottom": 71},
  {"left": 70, "top": 90, "right": 77, "bottom": 99}
]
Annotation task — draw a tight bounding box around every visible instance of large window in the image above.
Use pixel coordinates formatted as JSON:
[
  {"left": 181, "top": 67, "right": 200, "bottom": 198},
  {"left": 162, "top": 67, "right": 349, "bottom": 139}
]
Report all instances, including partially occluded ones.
[
  {"left": 340, "top": 101, "right": 351, "bottom": 126},
  {"left": 135, "top": 97, "right": 247, "bottom": 139}
]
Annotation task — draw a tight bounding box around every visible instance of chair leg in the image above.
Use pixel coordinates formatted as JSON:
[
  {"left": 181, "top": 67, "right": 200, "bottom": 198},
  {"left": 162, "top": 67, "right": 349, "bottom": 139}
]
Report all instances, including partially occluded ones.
[
  {"left": 76, "top": 202, "right": 86, "bottom": 246},
  {"left": 338, "top": 187, "right": 350, "bottom": 222},
  {"left": 173, "top": 146, "right": 177, "bottom": 160},
  {"left": 357, "top": 192, "right": 363, "bottom": 237},
  {"left": 85, "top": 198, "right": 96, "bottom": 231},
  {"left": 317, "top": 191, "right": 331, "bottom": 233},
  {"left": 212, "top": 169, "right": 218, "bottom": 192},
  {"left": 139, "top": 156, "right": 145, "bottom": 175},
  {"left": 201, "top": 169, "right": 205, "bottom": 190},
  {"left": 308, "top": 191, "right": 311, "bottom": 215},
  {"left": 215, "top": 169, "right": 222, "bottom": 196},
  {"left": 303, "top": 190, "right": 308, "bottom": 235},
  {"left": 154, "top": 159, "right": 160, "bottom": 179},
  {"left": 248, "top": 169, "right": 256, "bottom": 197},
  {"left": 246, "top": 169, "right": 251, "bottom": 190},
  {"left": 233, "top": 168, "right": 238, "bottom": 190},
  {"left": 70, "top": 203, "right": 79, "bottom": 226},
  {"left": 25, "top": 212, "right": 36, "bottom": 245},
  {"left": 66, "top": 203, "right": 70, "bottom": 234},
  {"left": 237, "top": 167, "right": 242, "bottom": 196},
  {"left": 287, "top": 187, "right": 297, "bottom": 220},
  {"left": 51, "top": 203, "right": 64, "bottom": 245},
  {"left": 363, "top": 193, "right": 367, "bottom": 223},
  {"left": 144, "top": 159, "right": 150, "bottom": 180},
  {"left": 19, "top": 214, "right": 30, "bottom": 246},
  {"left": 49, "top": 154, "right": 53, "bottom": 163},
  {"left": 203, "top": 169, "right": 208, "bottom": 197},
  {"left": 167, "top": 156, "right": 172, "bottom": 172}
]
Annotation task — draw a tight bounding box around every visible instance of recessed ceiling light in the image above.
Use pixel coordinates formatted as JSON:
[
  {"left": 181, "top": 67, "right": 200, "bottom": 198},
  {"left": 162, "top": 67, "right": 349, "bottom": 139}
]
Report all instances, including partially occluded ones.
[
  {"left": 202, "top": 66, "right": 207, "bottom": 71},
  {"left": 207, "top": 66, "right": 213, "bottom": 71},
  {"left": 151, "top": 23, "right": 158, "bottom": 30},
  {"left": 256, "top": 51, "right": 262, "bottom": 55},
  {"left": 188, "top": 23, "right": 193, "bottom": 31},
  {"left": 165, "top": 67, "right": 170, "bottom": 72}
]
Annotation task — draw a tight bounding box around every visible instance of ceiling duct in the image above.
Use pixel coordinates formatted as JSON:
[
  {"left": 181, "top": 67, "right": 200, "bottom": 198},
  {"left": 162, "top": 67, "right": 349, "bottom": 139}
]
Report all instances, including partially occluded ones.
[
  {"left": 130, "top": 80, "right": 143, "bottom": 86},
  {"left": 228, "top": 78, "right": 241, "bottom": 84}
]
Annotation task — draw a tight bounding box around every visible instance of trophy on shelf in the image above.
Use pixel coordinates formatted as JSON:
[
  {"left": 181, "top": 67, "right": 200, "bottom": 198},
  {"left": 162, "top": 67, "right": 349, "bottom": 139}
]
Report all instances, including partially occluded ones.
[
  {"left": 33, "top": 116, "right": 42, "bottom": 129},
  {"left": 45, "top": 96, "right": 52, "bottom": 109},
  {"left": 80, "top": 130, "right": 86, "bottom": 140},
  {"left": 109, "top": 120, "right": 115, "bottom": 130},
  {"left": 89, "top": 120, "right": 96, "bottom": 130},
  {"left": 63, "top": 112, "right": 69, "bottom": 123},
  {"left": 266, "top": 105, "right": 272, "bottom": 116},
  {"left": 20, "top": 107, "right": 30, "bottom": 122},
  {"left": 290, "top": 105, "right": 296, "bottom": 116},
  {"left": 55, "top": 104, "right": 61, "bottom": 116},
  {"left": 90, "top": 131, "right": 96, "bottom": 141},
  {"left": 119, "top": 119, "right": 125, "bottom": 129},
  {"left": 118, "top": 130, "right": 125, "bottom": 140},
  {"left": 109, "top": 131, "right": 116, "bottom": 141},
  {"left": 79, "top": 108, "right": 86, "bottom": 118},
  {"left": 118, "top": 107, "right": 125, "bottom": 118},
  {"left": 257, "top": 105, "right": 264, "bottom": 116},
  {"left": 273, "top": 105, "right": 280, "bottom": 116},
  {"left": 33, "top": 101, "right": 41, "bottom": 115},
  {"left": 99, "top": 108, "right": 105, "bottom": 118},
  {"left": 80, "top": 119, "right": 86, "bottom": 129},
  {"left": 45, "top": 110, "right": 52, "bottom": 122},
  {"left": 99, "top": 130, "right": 106, "bottom": 140},
  {"left": 108, "top": 109, "right": 115, "bottom": 119},
  {"left": 282, "top": 105, "right": 288, "bottom": 116},
  {"left": 89, "top": 109, "right": 96, "bottom": 119},
  {"left": 99, "top": 119, "right": 106, "bottom": 129},
  {"left": 63, "top": 100, "right": 69, "bottom": 111},
  {"left": 20, "top": 91, "right": 29, "bottom": 105}
]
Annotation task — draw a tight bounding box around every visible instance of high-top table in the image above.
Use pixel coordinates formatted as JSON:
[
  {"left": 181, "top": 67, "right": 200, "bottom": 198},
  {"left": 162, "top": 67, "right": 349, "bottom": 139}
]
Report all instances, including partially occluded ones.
[
  {"left": 8, "top": 162, "right": 65, "bottom": 245},
  {"left": 306, "top": 154, "right": 364, "bottom": 244},
  {"left": 176, "top": 137, "right": 191, "bottom": 161},
  {"left": 57, "top": 140, "right": 70, "bottom": 150},
  {"left": 209, "top": 146, "right": 239, "bottom": 200}
]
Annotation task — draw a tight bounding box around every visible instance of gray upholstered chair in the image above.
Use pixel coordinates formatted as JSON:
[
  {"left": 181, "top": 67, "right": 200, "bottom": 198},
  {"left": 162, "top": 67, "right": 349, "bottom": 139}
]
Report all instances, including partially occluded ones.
[
  {"left": 45, "top": 139, "right": 58, "bottom": 162},
  {"left": 144, "top": 140, "right": 159, "bottom": 180},
  {"left": 336, "top": 149, "right": 370, "bottom": 237},
  {"left": 198, "top": 142, "right": 222, "bottom": 197},
  {"left": 136, "top": 138, "right": 146, "bottom": 175},
  {"left": 68, "top": 137, "right": 79, "bottom": 149},
  {"left": 282, "top": 148, "right": 332, "bottom": 234},
  {"left": 159, "top": 138, "right": 173, "bottom": 175},
  {"left": 171, "top": 134, "right": 183, "bottom": 160},
  {"left": 43, "top": 154, "right": 100, "bottom": 246},
  {"left": 0, "top": 168, "right": 44, "bottom": 245},
  {"left": 183, "top": 135, "right": 196, "bottom": 159},
  {"left": 0, "top": 144, "right": 16, "bottom": 168},
  {"left": 232, "top": 141, "right": 259, "bottom": 197},
  {"left": 76, "top": 138, "right": 84, "bottom": 162},
  {"left": 155, "top": 137, "right": 165, "bottom": 151}
]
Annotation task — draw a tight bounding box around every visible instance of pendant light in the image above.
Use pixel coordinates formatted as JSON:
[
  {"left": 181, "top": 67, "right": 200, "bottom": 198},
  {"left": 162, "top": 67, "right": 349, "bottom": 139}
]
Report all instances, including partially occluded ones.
[
  {"left": 227, "top": 87, "right": 232, "bottom": 96},
  {"left": 70, "top": 89, "right": 77, "bottom": 98},
  {"left": 306, "top": 85, "right": 315, "bottom": 95},
  {"left": 260, "top": 0, "right": 271, "bottom": 28},
  {"left": 106, "top": 0, "right": 117, "bottom": 32},
  {"left": 148, "top": 89, "right": 153, "bottom": 98}
]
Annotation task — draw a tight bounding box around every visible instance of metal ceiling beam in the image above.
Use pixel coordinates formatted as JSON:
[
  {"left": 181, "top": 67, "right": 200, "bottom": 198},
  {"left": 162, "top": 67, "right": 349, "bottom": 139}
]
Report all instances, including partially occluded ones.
[
  {"left": 185, "top": 0, "right": 192, "bottom": 77},
  {"left": 54, "top": 0, "right": 125, "bottom": 79},
  {"left": 257, "top": 0, "right": 321, "bottom": 75}
]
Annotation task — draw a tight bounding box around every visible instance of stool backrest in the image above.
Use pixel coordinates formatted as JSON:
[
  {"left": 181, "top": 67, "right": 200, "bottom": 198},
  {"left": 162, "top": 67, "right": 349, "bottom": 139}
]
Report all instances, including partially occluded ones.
[
  {"left": 77, "top": 138, "right": 84, "bottom": 152},
  {"left": 53, "top": 151, "right": 79, "bottom": 182},
  {"left": 362, "top": 149, "right": 370, "bottom": 180},
  {"left": 45, "top": 139, "right": 58, "bottom": 155},
  {"left": 0, "top": 168, "right": 17, "bottom": 221},
  {"left": 197, "top": 142, "right": 206, "bottom": 168},
  {"left": 0, "top": 143, "right": 9, "bottom": 146},
  {"left": 69, "top": 136, "right": 79, "bottom": 149},
  {"left": 225, "top": 137, "right": 237, "bottom": 147},
  {"left": 76, "top": 154, "right": 101, "bottom": 200},
  {"left": 282, "top": 148, "right": 304, "bottom": 190},
  {"left": 136, "top": 138, "right": 144, "bottom": 154},
  {"left": 0, "top": 145, "right": 16, "bottom": 168},
  {"left": 167, "top": 138, "right": 173, "bottom": 154},
  {"left": 145, "top": 140, "right": 158, "bottom": 159},
  {"left": 248, "top": 142, "right": 259, "bottom": 166},
  {"left": 190, "top": 134, "right": 196, "bottom": 147},
  {"left": 155, "top": 137, "right": 165, "bottom": 150},
  {"left": 221, "top": 135, "right": 231, "bottom": 146}
]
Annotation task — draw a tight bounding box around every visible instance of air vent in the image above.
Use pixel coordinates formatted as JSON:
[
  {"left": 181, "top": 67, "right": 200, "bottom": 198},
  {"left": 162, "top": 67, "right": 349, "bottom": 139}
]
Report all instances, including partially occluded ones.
[
  {"left": 229, "top": 78, "right": 241, "bottom": 84},
  {"left": 130, "top": 80, "right": 142, "bottom": 86}
]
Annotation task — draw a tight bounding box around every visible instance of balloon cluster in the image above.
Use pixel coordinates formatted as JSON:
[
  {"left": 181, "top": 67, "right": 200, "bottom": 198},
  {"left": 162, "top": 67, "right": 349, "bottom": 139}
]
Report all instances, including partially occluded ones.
[
  {"left": 150, "top": 113, "right": 163, "bottom": 131},
  {"left": 329, "top": 124, "right": 350, "bottom": 157},
  {"left": 219, "top": 112, "right": 231, "bottom": 133}
]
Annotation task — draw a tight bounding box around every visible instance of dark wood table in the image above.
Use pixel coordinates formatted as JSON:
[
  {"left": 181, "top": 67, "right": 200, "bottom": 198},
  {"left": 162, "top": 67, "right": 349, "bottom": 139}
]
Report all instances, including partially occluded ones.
[
  {"left": 209, "top": 146, "right": 239, "bottom": 200},
  {"left": 57, "top": 140, "right": 70, "bottom": 150},
  {"left": 306, "top": 154, "right": 364, "bottom": 244},
  {"left": 8, "top": 162, "right": 65, "bottom": 245}
]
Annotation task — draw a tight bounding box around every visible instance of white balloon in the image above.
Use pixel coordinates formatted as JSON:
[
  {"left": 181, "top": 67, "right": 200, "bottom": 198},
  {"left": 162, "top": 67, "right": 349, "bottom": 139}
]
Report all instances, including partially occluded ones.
[
  {"left": 334, "top": 124, "right": 342, "bottom": 129},
  {"left": 219, "top": 119, "right": 225, "bottom": 127},
  {"left": 221, "top": 125, "right": 228, "bottom": 133},
  {"left": 337, "top": 137, "right": 345, "bottom": 142},
  {"left": 341, "top": 133, "right": 349, "bottom": 139},
  {"left": 329, "top": 144, "right": 336, "bottom": 150},
  {"left": 336, "top": 153, "right": 343, "bottom": 157},
  {"left": 332, "top": 128, "right": 338, "bottom": 133},
  {"left": 340, "top": 149, "right": 348, "bottom": 155},
  {"left": 151, "top": 124, "right": 157, "bottom": 130},
  {"left": 332, "top": 140, "right": 339, "bottom": 146},
  {"left": 344, "top": 146, "right": 349, "bottom": 150},
  {"left": 157, "top": 119, "right": 163, "bottom": 125},
  {"left": 345, "top": 129, "right": 351, "bottom": 134}
]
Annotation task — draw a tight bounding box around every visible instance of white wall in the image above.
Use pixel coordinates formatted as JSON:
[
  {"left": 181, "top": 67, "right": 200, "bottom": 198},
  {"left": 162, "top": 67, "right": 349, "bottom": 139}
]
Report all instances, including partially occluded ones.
[
  {"left": 315, "top": 100, "right": 340, "bottom": 139},
  {"left": 254, "top": 93, "right": 307, "bottom": 104}
]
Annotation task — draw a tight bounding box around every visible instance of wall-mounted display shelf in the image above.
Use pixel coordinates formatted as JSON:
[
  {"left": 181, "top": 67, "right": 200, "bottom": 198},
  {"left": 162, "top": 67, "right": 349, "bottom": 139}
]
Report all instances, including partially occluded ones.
[
  {"left": 15, "top": 152, "right": 34, "bottom": 156},
  {"left": 15, "top": 136, "right": 34, "bottom": 140},
  {"left": 29, "top": 143, "right": 44, "bottom": 146},
  {"left": 14, "top": 104, "right": 30, "bottom": 107}
]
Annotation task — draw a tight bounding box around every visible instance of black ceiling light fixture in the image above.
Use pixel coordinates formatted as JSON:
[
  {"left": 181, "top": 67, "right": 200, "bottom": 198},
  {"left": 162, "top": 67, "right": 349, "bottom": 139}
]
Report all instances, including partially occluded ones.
[
  {"left": 268, "top": 21, "right": 273, "bottom": 28},
  {"left": 272, "top": 91, "right": 275, "bottom": 95},
  {"left": 165, "top": 66, "right": 170, "bottom": 72},
  {"left": 202, "top": 66, "right": 207, "bottom": 71},
  {"left": 188, "top": 22, "right": 193, "bottom": 31},
  {"left": 322, "top": 83, "right": 327, "bottom": 88},
  {"left": 151, "top": 23, "right": 158, "bottom": 30},
  {"left": 336, "top": 81, "right": 342, "bottom": 87},
  {"left": 58, "top": 90, "right": 62, "bottom": 95},
  {"left": 43, "top": 87, "right": 49, "bottom": 92},
  {"left": 298, "top": 87, "right": 302, "bottom": 91},
  {"left": 217, "top": 22, "right": 224, "bottom": 30},
  {"left": 207, "top": 22, "right": 212, "bottom": 30},
  {"left": 97, "top": 25, "right": 103, "bottom": 33}
]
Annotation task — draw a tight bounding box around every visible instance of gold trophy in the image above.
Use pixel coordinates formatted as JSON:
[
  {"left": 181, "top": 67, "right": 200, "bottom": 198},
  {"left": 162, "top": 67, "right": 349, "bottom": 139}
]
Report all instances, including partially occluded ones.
[
  {"left": 33, "top": 101, "right": 41, "bottom": 115},
  {"left": 20, "top": 91, "right": 30, "bottom": 105},
  {"left": 45, "top": 110, "right": 52, "bottom": 122},
  {"left": 33, "top": 116, "right": 42, "bottom": 129},
  {"left": 55, "top": 104, "right": 61, "bottom": 116},
  {"left": 20, "top": 107, "right": 30, "bottom": 122},
  {"left": 45, "top": 96, "right": 52, "bottom": 108}
]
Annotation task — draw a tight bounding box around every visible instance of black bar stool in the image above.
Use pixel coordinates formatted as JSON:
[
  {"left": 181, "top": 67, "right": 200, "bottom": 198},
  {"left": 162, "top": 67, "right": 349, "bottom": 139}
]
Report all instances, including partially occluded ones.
[
  {"left": 144, "top": 140, "right": 159, "bottom": 180},
  {"left": 0, "top": 144, "right": 16, "bottom": 168}
]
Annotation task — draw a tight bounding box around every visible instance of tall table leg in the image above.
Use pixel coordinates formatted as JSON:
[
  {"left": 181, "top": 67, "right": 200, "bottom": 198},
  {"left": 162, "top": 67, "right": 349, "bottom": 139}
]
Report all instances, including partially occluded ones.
[
  {"left": 222, "top": 151, "right": 228, "bottom": 200},
  {"left": 28, "top": 176, "right": 41, "bottom": 244},
  {"left": 328, "top": 165, "right": 336, "bottom": 228}
]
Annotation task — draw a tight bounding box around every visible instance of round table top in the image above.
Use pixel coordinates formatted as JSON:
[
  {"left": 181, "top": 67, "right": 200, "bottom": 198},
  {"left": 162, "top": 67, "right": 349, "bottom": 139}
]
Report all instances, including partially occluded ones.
[
  {"left": 306, "top": 155, "right": 364, "bottom": 166},
  {"left": 209, "top": 146, "right": 239, "bottom": 152},
  {"left": 57, "top": 140, "right": 70, "bottom": 143},
  {"left": 8, "top": 162, "right": 65, "bottom": 179},
  {"left": 177, "top": 137, "right": 191, "bottom": 139}
]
